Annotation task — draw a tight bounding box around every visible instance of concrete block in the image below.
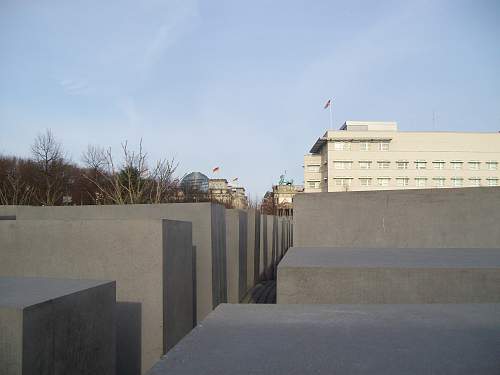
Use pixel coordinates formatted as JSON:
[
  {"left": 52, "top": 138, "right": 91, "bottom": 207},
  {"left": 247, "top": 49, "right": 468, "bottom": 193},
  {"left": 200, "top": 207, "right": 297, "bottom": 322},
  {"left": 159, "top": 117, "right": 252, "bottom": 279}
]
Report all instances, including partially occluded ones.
[
  {"left": 146, "top": 303, "right": 500, "bottom": 375},
  {"left": 0, "top": 277, "right": 115, "bottom": 375},
  {"left": 246, "top": 209, "right": 259, "bottom": 291},
  {"left": 225, "top": 209, "right": 247, "bottom": 303},
  {"left": 277, "top": 247, "right": 500, "bottom": 304},
  {"left": 0, "top": 203, "right": 226, "bottom": 322},
  {"left": 268, "top": 216, "right": 276, "bottom": 279},
  {"left": 258, "top": 215, "right": 275, "bottom": 280},
  {"left": 259, "top": 215, "right": 266, "bottom": 280},
  {"left": 0, "top": 219, "right": 194, "bottom": 375},
  {"left": 293, "top": 188, "right": 500, "bottom": 248}
]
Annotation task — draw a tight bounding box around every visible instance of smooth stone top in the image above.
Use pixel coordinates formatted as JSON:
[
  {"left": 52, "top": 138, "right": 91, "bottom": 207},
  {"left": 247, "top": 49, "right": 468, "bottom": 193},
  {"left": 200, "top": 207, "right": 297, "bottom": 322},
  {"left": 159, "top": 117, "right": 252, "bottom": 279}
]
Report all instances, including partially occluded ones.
[
  {"left": 0, "top": 276, "right": 113, "bottom": 308},
  {"left": 279, "top": 247, "right": 500, "bottom": 268},
  {"left": 147, "top": 303, "right": 500, "bottom": 375}
]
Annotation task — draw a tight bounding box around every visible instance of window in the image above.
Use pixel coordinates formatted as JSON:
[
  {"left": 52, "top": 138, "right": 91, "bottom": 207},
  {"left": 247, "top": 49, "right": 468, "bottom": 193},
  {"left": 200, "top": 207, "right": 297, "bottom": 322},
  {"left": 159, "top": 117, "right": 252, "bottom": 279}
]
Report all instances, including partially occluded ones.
[
  {"left": 334, "top": 178, "right": 352, "bottom": 186},
  {"left": 469, "top": 161, "right": 480, "bottom": 170},
  {"left": 333, "top": 142, "right": 351, "bottom": 151},
  {"left": 333, "top": 161, "right": 352, "bottom": 169},
  {"left": 307, "top": 181, "right": 320, "bottom": 189},
  {"left": 486, "top": 161, "right": 498, "bottom": 171},
  {"left": 359, "top": 178, "right": 372, "bottom": 186},
  {"left": 433, "top": 161, "right": 445, "bottom": 170},
  {"left": 307, "top": 165, "right": 320, "bottom": 173},
  {"left": 415, "top": 161, "right": 427, "bottom": 170},
  {"left": 396, "top": 161, "right": 409, "bottom": 169},
  {"left": 415, "top": 178, "right": 427, "bottom": 187},
  {"left": 359, "top": 161, "right": 372, "bottom": 169},
  {"left": 360, "top": 142, "right": 370, "bottom": 151},
  {"left": 433, "top": 178, "right": 445, "bottom": 188},
  {"left": 450, "top": 161, "right": 463, "bottom": 170},
  {"left": 396, "top": 178, "right": 409, "bottom": 187},
  {"left": 487, "top": 178, "right": 499, "bottom": 186},
  {"left": 377, "top": 178, "right": 390, "bottom": 187},
  {"left": 451, "top": 178, "right": 463, "bottom": 187},
  {"left": 379, "top": 142, "right": 390, "bottom": 151},
  {"left": 378, "top": 161, "right": 390, "bottom": 169},
  {"left": 469, "top": 178, "right": 481, "bottom": 187}
]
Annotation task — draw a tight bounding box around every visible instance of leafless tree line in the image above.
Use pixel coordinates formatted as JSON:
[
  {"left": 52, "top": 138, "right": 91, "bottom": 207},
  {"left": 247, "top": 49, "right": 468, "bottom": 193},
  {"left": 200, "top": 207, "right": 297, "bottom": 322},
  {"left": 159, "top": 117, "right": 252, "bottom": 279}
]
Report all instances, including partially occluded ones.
[{"left": 0, "top": 129, "right": 181, "bottom": 206}]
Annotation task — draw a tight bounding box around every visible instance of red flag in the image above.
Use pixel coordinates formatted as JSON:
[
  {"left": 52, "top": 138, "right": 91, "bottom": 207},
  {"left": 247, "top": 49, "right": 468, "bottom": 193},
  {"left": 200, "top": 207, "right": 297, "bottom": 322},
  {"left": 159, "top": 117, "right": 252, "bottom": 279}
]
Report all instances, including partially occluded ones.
[
  {"left": 324, "top": 99, "right": 331, "bottom": 109},
  {"left": 212, "top": 166, "right": 220, "bottom": 173}
]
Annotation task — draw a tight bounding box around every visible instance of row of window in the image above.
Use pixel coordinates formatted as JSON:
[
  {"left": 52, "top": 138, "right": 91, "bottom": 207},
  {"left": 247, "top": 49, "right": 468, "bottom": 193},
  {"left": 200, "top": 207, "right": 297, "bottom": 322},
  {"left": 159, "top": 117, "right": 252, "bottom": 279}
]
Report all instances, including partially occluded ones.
[
  {"left": 325, "top": 160, "right": 499, "bottom": 171},
  {"left": 307, "top": 177, "right": 500, "bottom": 189},
  {"left": 333, "top": 141, "right": 389, "bottom": 151},
  {"left": 330, "top": 177, "right": 499, "bottom": 188}
]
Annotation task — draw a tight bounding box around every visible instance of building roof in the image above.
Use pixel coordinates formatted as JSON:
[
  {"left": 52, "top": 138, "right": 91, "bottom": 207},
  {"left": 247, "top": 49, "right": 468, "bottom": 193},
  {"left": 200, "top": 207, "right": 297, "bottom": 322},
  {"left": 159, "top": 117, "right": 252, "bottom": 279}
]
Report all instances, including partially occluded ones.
[{"left": 309, "top": 121, "right": 397, "bottom": 153}]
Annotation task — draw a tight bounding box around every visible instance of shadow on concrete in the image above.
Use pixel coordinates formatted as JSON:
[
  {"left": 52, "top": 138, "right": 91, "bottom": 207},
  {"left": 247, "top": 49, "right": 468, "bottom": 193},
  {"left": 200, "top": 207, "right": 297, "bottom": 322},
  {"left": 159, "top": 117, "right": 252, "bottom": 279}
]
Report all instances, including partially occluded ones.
[
  {"left": 241, "top": 281, "right": 276, "bottom": 304},
  {"left": 116, "top": 302, "right": 142, "bottom": 375}
]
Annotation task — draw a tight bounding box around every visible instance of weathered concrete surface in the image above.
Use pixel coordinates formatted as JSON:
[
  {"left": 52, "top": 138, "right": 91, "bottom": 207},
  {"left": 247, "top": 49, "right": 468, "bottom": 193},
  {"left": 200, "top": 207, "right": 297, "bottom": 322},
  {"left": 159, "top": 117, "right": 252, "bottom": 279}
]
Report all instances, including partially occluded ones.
[
  {"left": 246, "top": 209, "right": 259, "bottom": 291},
  {"left": 146, "top": 303, "right": 500, "bottom": 375},
  {"left": 0, "top": 277, "right": 115, "bottom": 375},
  {"left": 0, "top": 219, "right": 193, "bottom": 375},
  {"left": 257, "top": 215, "right": 292, "bottom": 281},
  {"left": 293, "top": 188, "right": 500, "bottom": 248},
  {"left": 265, "top": 215, "right": 274, "bottom": 279},
  {"left": 0, "top": 203, "right": 225, "bottom": 321},
  {"left": 278, "top": 247, "right": 500, "bottom": 304},
  {"left": 0, "top": 205, "right": 17, "bottom": 220},
  {"left": 258, "top": 215, "right": 266, "bottom": 280},
  {"left": 225, "top": 209, "right": 247, "bottom": 303}
]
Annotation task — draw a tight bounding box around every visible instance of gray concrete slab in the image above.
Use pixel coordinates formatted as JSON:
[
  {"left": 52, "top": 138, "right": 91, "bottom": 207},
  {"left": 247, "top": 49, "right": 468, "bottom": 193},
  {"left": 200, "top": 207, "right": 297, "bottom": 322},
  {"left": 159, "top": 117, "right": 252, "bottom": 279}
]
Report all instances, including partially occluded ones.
[
  {"left": 277, "top": 247, "right": 500, "bottom": 304},
  {"left": 225, "top": 209, "right": 247, "bottom": 303},
  {"left": 146, "top": 303, "right": 500, "bottom": 375},
  {"left": 0, "top": 219, "right": 193, "bottom": 375},
  {"left": 258, "top": 215, "right": 266, "bottom": 280},
  {"left": 265, "top": 215, "right": 274, "bottom": 279},
  {"left": 293, "top": 188, "right": 500, "bottom": 248},
  {"left": 0, "top": 277, "right": 115, "bottom": 375},
  {"left": 245, "top": 209, "right": 259, "bottom": 292},
  {"left": 0, "top": 203, "right": 225, "bottom": 322}
]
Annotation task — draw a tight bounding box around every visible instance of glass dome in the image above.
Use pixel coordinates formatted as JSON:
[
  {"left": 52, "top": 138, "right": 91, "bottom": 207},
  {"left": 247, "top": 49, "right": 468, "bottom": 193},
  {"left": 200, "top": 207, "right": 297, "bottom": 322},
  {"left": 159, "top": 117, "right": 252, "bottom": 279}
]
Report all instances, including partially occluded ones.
[{"left": 180, "top": 171, "right": 209, "bottom": 193}]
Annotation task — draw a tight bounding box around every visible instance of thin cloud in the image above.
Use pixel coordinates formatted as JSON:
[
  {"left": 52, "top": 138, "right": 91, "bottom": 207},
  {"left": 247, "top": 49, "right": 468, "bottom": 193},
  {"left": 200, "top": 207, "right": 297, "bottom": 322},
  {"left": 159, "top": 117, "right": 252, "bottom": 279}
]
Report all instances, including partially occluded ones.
[
  {"left": 140, "top": 0, "right": 200, "bottom": 73},
  {"left": 59, "top": 78, "right": 91, "bottom": 95}
]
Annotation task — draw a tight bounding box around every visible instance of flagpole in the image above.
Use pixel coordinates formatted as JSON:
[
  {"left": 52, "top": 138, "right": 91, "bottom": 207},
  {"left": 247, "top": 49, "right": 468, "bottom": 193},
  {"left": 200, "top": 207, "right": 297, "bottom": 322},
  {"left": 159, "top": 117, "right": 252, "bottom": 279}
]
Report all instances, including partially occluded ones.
[{"left": 329, "top": 98, "right": 333, "bottom": 128}]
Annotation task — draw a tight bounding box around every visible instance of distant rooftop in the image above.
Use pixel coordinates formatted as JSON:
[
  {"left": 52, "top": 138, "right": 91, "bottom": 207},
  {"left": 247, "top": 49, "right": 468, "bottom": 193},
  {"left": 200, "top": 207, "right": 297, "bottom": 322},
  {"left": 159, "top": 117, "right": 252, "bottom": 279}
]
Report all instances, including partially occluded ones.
[
  {"left": 309, "top": 121, "right": 397, "bottom": 153},
  {"left": 339, "top": 121, "right": 398, "bottom": 132}
]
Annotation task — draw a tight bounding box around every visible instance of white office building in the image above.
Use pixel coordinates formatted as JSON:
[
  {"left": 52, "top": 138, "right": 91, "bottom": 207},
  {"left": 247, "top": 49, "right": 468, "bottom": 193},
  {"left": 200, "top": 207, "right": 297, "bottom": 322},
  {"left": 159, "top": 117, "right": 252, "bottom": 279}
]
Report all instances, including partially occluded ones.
[{"left": 304, "top": 121, "right": 500, "bottom": 192}]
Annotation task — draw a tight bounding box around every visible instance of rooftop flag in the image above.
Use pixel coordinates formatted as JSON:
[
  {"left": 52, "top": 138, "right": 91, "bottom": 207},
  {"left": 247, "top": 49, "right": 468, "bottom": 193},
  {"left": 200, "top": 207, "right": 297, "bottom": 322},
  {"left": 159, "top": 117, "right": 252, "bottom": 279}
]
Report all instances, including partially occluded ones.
[
  {"left": 232, "top": 177, "right": 238, "bottom": 182},
  {"left": 324, "top": 98, "right": 334, "bottom": 128},
  {"left": 212, "top": 166, "right": 220, "bottom": 173}
]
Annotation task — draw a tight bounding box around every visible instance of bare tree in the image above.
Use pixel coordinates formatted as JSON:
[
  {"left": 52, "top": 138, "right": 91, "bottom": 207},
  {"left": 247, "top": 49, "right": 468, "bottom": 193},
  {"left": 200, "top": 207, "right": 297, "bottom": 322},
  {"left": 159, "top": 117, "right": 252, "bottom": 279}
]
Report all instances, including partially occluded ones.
[
  {"left": 260, "top": 191, "right": 275, "bottom": 215},
  {"left": 81, "top": 145, "right": 107, "bottom": 173},
  {"left": 31, "top": 129, "right": 66, "bottom": 205},
  {"left": 82, "top": 140, "right": 179, "bottom": 205},
  {"left": 148, "top": 157, "right": 180, "bottom": 203},
  {"left": 0, "top": 156, "right": 35, "bottom": 205}
]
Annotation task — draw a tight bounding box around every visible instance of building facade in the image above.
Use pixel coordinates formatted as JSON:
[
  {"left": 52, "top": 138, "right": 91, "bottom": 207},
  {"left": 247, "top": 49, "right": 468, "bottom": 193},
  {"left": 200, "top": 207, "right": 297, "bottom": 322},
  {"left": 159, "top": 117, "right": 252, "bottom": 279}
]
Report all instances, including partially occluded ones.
[
  {"left": 208, "top": 178, "right": 248, "bottom": 208},
  {"left": 304, "top": 121, "right": 500, "bottom": 193},
  {"left": 272, "top": 184, "right": 304, "bottom": 216}
]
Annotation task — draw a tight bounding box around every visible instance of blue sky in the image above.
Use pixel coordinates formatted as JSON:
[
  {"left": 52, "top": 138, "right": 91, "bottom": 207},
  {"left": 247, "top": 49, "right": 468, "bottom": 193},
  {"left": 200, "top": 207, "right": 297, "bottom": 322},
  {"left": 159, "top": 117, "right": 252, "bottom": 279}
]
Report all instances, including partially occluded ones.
[{"left": 1, "top": 0, "right": 499, "bottom": 198}]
